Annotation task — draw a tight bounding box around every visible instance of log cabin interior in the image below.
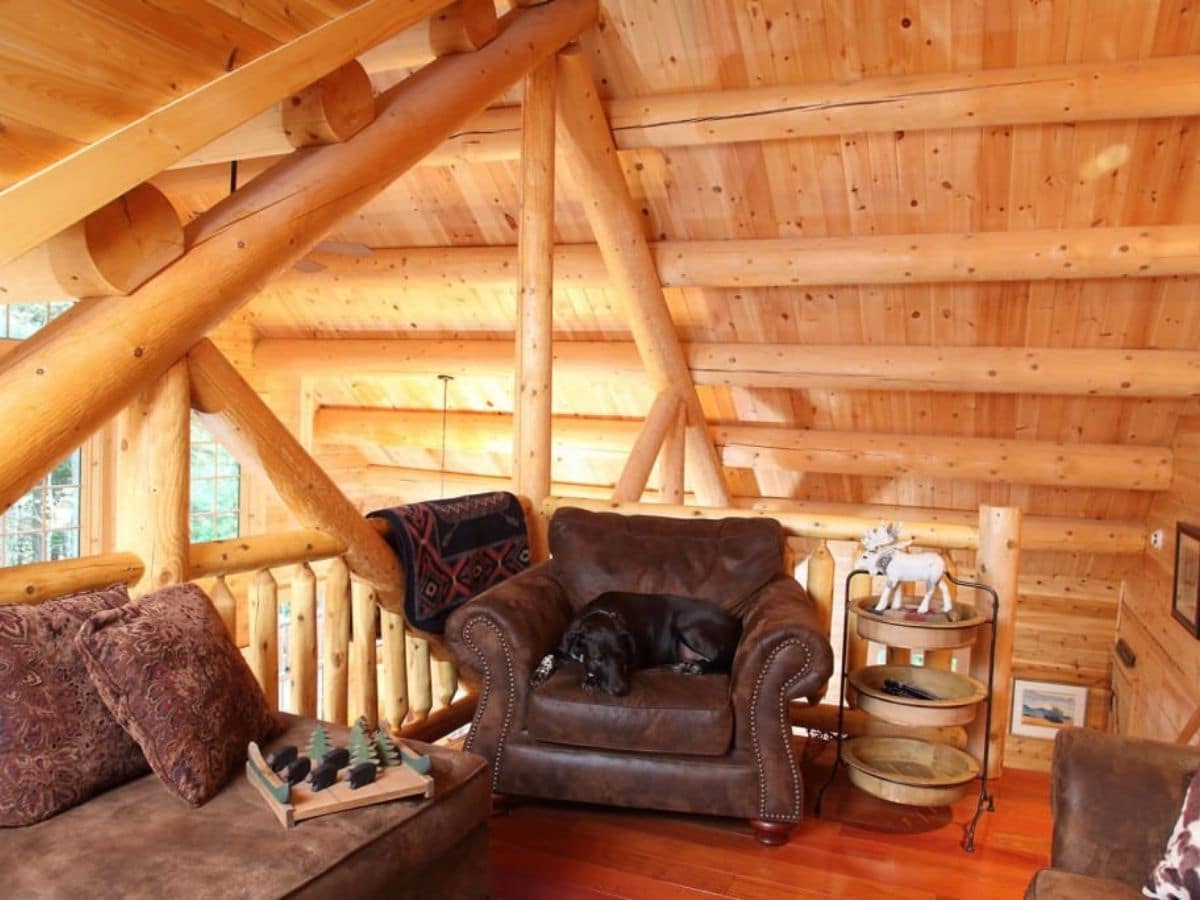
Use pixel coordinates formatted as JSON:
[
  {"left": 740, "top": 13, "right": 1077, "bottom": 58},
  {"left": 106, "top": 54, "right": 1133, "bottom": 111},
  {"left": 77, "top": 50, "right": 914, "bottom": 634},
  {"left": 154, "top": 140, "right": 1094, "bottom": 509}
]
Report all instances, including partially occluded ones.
[{"left": 2, "top": 0, "right": 1200, "bottom": 897}]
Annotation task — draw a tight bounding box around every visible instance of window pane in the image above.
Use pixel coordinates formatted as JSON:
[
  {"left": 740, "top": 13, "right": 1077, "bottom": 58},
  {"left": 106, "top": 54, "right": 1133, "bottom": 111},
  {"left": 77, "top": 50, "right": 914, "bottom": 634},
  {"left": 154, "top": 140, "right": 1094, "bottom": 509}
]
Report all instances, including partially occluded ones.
[
  {"left": 49, "top": 454, "right": 80, "bottom": 486},
  {"left": 8, "top": 305, "right": 49, "bottom": 339},
  {"left": 191, "top": 515, "right": 214, "bottom": 543},
  {"left": 214, "top": 514, "right": 239, "bottom": 540},
  {"left": 7, "top": 489, "right": 43, "bottom": 532},
  {"left": 48, "top": 486, "right": 79, "bottom": 528},
  {"left": 190, "top": 443, "right": 215, "bottom": 471},
  {"left": 47, "top": 529, "right": 79, "bottom": 561},
  {"left": 5, "top": 533, "right": 41, "bottom": 566},
  {"left": 215, "top": 477, "right": 240, "bottom": 511},
  {"left": 190, "top": 484, "right": 216, "bottom": 514},
  {"left": 216, "top": 449, "right": 239, "bottom": 477}
]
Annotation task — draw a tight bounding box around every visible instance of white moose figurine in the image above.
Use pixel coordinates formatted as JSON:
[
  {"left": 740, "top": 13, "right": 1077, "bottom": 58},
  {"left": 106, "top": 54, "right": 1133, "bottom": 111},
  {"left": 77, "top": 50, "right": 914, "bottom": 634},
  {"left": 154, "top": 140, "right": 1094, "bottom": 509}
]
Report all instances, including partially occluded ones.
[{"left": 856, "top": 522, "right": 953, "bottom": 615}]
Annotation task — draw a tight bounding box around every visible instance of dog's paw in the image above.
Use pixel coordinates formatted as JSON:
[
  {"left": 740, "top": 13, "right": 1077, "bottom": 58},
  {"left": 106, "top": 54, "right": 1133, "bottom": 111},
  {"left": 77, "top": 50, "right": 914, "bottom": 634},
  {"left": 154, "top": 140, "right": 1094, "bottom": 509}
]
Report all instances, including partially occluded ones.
[
  {"left": 529, "top": 653, "right": 557, "bottom": 686},
  {"left": 671, "top": 661, "right": 704, "bottom": 675}
]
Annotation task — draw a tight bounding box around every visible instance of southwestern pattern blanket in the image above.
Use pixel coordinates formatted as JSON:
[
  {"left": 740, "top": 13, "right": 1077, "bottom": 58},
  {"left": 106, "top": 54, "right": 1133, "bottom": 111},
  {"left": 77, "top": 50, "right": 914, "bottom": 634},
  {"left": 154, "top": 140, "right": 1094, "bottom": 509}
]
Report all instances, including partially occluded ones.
[{"left": 368, "top": 492, "right": 530, "bottom": 634}]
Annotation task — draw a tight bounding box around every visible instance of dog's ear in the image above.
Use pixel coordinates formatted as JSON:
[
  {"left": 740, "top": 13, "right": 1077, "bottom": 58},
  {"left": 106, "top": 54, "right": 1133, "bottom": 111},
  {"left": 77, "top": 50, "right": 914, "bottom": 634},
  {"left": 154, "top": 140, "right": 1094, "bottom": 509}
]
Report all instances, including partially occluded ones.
[{"left": 560, "top": 620, "right": 585, "bottom": 662}]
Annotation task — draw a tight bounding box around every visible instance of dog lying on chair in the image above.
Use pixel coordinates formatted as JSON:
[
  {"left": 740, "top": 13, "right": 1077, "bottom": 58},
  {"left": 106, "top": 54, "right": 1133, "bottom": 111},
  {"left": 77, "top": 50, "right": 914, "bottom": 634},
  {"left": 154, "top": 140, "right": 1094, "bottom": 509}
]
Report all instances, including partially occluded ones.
[{"left": 530, "top": 591, "right": 742, "bottom": 696}]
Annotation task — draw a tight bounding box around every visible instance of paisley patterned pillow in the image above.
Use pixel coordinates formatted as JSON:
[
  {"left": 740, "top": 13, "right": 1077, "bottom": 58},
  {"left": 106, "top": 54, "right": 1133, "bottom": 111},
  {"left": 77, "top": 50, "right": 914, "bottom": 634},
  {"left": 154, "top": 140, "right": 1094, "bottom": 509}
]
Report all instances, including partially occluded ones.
[
  {"left": 1144, "top": 767, "right": 1200, "bottom": 899},
  {"left": 75, "top": 583, "right": 277, "bottom": 807},
  {"left": 0, "top": 585, "right": 148, "bottom": 826}
]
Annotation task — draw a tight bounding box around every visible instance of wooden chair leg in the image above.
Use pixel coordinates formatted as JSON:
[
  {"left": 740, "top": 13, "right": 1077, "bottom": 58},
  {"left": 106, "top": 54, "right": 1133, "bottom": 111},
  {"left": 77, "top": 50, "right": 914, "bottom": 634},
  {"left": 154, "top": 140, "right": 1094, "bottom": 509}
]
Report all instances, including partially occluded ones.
[{"left": 749, "top": 819, "right": 793, "bottom": 846}]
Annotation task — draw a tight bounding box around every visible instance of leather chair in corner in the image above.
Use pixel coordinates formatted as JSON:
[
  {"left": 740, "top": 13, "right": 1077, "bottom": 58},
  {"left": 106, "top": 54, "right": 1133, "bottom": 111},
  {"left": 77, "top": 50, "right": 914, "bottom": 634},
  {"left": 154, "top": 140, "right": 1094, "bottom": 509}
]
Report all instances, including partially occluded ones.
[{"left": 444, "top": 506, "right": 834, "bottom": 845}]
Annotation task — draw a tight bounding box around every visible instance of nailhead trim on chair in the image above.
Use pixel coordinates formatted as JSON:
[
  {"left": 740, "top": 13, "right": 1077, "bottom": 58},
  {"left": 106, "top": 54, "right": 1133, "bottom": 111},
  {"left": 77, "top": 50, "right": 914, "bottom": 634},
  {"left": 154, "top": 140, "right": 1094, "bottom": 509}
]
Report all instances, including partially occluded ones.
[
  {"left": 749, "top": 639, "right": 812, "bottom": 821},
  {"left": 460, "top": 616, "right": 515, "bottom": 791}
]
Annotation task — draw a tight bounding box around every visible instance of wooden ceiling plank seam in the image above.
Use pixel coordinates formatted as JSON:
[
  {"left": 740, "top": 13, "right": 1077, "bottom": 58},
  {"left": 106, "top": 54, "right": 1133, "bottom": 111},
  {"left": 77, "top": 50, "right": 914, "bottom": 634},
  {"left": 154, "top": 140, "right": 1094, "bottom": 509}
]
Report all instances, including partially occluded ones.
[{"left": 0, "top": 0, "right": 461, "bottom": 264}]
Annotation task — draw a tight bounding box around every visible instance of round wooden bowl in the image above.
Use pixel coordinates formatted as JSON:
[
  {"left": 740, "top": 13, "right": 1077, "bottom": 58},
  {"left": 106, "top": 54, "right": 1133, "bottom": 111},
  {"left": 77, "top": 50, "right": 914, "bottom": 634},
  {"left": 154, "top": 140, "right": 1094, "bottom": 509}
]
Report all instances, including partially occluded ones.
[
  {"left": 843, "top": 736, "right": 980, "bottom": 806},
  {"left": 848, "top": 665, "right": 986, "bottom": 727},
  {"left": 852, "top": 597, "right": 986, "bottom": 650}
]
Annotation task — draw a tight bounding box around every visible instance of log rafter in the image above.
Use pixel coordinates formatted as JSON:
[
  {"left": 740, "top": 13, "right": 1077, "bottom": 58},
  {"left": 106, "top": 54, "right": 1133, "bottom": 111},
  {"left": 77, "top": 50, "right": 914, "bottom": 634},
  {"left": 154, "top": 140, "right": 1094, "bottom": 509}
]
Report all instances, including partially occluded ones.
[
  {"left": 554, "top": 47, "right": 729, "bottom": 506},
  {"left": 254, "top": 338, "right": 1200, "bottom": 399}
]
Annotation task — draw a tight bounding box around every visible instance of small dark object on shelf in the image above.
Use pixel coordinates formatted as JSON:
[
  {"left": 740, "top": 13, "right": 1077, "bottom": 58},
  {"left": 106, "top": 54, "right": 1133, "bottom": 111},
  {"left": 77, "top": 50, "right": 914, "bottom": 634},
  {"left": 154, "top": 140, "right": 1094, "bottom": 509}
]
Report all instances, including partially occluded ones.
[
  {"left": 348, "top": 762, "right": 377, "bottom": 790},
  {"left": 322, "top": 747, "right": 350, "bottom": 770},
  {"left": 266, "top": 745, "right": 298, "bottom": 773},
  {"left": 284, "top": 756, "right": 311, "bottom": 785},
  {"left": 309, "top": 761, "right": 338, "bottom": 791},
  {"left": 882, "top": 678, "right": 940, "bottom": 701}
]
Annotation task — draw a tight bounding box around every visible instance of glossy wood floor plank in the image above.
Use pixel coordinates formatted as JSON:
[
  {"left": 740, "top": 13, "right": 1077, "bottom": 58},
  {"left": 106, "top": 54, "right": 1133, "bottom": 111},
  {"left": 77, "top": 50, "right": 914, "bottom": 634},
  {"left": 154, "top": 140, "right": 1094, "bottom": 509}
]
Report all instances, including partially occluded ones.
[{"left": 489, "top": 749, "right": 1052, "bottom": 899}]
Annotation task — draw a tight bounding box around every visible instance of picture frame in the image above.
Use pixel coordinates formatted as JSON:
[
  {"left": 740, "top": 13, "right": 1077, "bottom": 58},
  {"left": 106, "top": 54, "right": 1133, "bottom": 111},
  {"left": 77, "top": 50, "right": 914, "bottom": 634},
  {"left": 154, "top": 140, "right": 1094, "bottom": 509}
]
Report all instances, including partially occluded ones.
[
  {"left": 1172, "top": 522, "right": 1200, "bottom": 639},
  {"left": 1010, "top": 679, "right": 1088, "bottom": 740}
]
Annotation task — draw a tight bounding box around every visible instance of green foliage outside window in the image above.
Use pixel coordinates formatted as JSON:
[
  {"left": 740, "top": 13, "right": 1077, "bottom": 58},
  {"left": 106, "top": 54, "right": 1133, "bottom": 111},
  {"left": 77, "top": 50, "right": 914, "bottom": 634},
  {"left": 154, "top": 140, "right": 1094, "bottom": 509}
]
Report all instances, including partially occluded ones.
[{"left": 189, "top": 418, "right": 241, "bottom": 542}]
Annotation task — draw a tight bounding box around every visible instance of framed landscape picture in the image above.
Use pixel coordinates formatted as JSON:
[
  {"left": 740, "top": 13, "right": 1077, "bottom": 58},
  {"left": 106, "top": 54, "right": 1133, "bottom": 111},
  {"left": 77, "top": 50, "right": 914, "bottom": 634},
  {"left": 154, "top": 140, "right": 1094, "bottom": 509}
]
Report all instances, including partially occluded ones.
[
  {"left": 1011, "top": 679, "right": 1088, "bottom": 740},
  {"left": 1173, "top": 522, "right": 1200, "bottom": 639}
]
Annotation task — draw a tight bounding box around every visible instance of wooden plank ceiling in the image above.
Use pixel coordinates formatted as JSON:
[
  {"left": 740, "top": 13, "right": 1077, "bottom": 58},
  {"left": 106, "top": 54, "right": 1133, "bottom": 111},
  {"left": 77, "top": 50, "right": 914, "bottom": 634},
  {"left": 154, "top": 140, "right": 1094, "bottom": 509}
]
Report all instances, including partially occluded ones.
[{"left": 9, "top": 0, "right": 1200, "bottom": 580}]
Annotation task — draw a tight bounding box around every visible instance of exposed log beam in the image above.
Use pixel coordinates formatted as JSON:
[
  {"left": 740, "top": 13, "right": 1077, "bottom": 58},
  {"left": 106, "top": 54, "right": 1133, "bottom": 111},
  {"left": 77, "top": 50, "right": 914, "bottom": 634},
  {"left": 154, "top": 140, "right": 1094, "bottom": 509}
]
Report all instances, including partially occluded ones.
[
  {"left": 555, "top": 46, "right": 729, "bottom": 507},
  {"left": 315, "top": 406, "right": 1172, "bottom": 491},
  {"left": 254, "top": 336, "right": 1200, "bottom": 399},
  {"left": 173, "top": 62, "right": 376, "bottom": 169},
  {"left": 188, "top": 340, "right": 408, "bottom": 618},
  {"left": 659, "top": 404, "right": 686, "bottom": 503},
  {"left": 612, "top": 391, "right": 680, "bottom": 501},
  {"left": 0, "top": 553, "right": 145, "bottom": 605},
  {"left": 0, "top": 0, "right": 598, "bottom": 514},
  {"left": 0, "top": 184, "right": 182, "bottom": 302},
  {"left": 116, "top": 361, "right": 190, "bottom": 595},
  {"left": 421, "top": 55, "right": 1200, "bottom": 164},
  {"left": 0, "top": 0, "right": 457, "bottom": 263},
  {"left": 360, "top": 0, "right": 504, "bottom": 73},
  {"left": 278, "top": 225, "right": 1200, "bottom": 291},
  {"left": 334, "top": 463, "right": 1144, "bottom": 555},
  {"left": 513, "top": 56, "right": 556, "bottom": 507}
]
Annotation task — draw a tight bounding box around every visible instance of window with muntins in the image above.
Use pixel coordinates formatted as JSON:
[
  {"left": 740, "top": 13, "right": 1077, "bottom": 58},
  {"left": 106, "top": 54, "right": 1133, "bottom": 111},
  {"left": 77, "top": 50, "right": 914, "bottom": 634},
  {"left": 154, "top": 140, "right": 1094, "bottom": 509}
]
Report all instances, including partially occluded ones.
[{"left": 189, "top": 418, "right": 241, "bottom": 542}]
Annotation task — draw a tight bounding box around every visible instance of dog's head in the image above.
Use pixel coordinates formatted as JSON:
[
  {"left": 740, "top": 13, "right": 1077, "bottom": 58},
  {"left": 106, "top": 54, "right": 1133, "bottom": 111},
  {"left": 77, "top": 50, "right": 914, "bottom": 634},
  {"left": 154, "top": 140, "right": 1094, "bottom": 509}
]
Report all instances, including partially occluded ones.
[{"left": 561, "top": 610, "right": 636, "bottom": 696}]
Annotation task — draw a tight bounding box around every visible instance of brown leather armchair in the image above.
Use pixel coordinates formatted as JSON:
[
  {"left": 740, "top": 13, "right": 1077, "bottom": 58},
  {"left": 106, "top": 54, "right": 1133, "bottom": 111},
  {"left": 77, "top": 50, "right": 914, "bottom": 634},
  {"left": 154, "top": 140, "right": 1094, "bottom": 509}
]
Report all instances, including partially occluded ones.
[
  {"left": 445, "top": 507, "right": 834, "bottom": 845},
  {"left": 1025, "top": 728, "right": 1200, "bottom": 898}
]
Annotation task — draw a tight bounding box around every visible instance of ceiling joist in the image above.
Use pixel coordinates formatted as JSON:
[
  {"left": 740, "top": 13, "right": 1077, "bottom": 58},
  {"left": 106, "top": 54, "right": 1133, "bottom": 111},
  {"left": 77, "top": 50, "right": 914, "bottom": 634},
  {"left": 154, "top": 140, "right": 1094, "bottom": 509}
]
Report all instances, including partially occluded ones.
[
  {"left": 253, "top": 338, "right": 1200, "bottom": 399},
  {"left": 315, "top": 407, "right": 1172, "bottom": 492},
  {"left": 280, "top": 225, "right": 1200, "bottom": 291}
]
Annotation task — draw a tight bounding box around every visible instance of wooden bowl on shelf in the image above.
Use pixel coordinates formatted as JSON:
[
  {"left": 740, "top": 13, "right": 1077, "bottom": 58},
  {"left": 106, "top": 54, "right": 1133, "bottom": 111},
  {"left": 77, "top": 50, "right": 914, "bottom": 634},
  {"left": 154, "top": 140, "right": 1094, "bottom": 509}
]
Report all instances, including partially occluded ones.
[
  {"left": 843, "top": 736, "right": 980, "bottom": 807},
  {"left": 852, "top": 597, "right": 986, "bottom": 649},
  {"left": 848, "top": 665, "right": 987, "bottom": 727}
]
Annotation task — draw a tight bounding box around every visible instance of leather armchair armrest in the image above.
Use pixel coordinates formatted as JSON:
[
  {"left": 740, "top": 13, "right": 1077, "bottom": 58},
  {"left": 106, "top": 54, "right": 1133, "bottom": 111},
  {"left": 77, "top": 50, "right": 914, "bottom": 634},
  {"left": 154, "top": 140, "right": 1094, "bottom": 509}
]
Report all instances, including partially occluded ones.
[
  {"left": 730, "top": 576, "right": 834, "bottom": 822},
  {"left": 443, "top": 563, "right": 572, "bottom": 779},
  {"left": 1049, "top": 727, "right": 1200, "bottom": 886}
]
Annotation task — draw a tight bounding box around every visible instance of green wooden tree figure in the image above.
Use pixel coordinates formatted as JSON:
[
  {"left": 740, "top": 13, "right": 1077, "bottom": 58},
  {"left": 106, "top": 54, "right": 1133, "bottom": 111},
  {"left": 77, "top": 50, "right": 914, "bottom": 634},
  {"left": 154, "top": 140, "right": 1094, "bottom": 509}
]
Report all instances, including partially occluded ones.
[
  {"left": 373, "top": 728, "right": 401, "bottom": 768},
  {"left": 348, "top": 717, "right": 378, "bottom": 766},
  {"left": 307, "top": 724, "right": 331, "bottom": 761}
]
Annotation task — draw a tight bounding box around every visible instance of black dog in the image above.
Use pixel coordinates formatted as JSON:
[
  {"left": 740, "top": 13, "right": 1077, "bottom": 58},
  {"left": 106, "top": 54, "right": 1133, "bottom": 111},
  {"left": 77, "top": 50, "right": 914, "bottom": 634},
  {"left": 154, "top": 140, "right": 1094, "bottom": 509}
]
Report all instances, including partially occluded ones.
[{"left": 532, "top": 591, "right": 742, "bottom": 696}]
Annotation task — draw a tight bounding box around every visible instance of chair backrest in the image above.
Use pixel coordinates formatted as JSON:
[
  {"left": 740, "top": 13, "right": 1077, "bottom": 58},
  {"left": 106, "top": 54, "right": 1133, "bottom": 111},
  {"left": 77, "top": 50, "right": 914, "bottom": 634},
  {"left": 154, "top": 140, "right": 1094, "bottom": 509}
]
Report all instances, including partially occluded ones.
[{"left": 547, "top": 507, "right": 784, "bottom": 613}]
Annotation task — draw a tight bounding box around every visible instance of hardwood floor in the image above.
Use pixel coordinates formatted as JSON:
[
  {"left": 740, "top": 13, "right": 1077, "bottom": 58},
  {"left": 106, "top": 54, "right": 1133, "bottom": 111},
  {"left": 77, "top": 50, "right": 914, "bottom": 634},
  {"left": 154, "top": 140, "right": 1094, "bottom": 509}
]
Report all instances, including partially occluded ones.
[{"left": 488, "top": 747, "right": 1052, "bottom": 899}]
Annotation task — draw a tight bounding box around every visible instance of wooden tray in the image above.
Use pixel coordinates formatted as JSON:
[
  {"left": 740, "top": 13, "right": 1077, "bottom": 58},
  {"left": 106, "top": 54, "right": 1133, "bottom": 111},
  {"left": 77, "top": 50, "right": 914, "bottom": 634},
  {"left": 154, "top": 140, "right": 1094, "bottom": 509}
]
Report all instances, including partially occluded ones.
[
  {"left": 246, "top": 742, "right": 435, "bottom": 829},
  {"left": 853, "top": 597, "right": 986, "bottom": 650},
  {"left": 848, "top": 665, "right": 986, "bottom": 727},
  {"left": 843, "top": 736, "right": 980, "bottom": 806}
]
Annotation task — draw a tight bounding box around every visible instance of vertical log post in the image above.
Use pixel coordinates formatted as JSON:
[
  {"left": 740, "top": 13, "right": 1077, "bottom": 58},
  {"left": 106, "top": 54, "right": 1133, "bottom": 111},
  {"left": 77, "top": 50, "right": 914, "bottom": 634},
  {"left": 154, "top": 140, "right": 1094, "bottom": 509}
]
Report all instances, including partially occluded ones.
[
  {"left": 116, "top": 361, "right": 190, "bottom": 595},
  {"left": 249, "top": 569, "right": 279, "bottom": 711},
  {"left": 432, "top": 659, "right": 459, "bottom": 710},
  {"left": 323, "top": 557, "right": 352, "bottom": 724},
  {"left": 290, "top": 562, "right": 318, "bottom": 717},
  {"left": 658, "top": 404, "right": 686, "bottom": 504},
  {"left": 514, "top": 54, "right": 557, "bottom": 563},
  {"left": 211, "top": 574, "right": 237, "bottom": 641},
  {"left": 970, "top": 506, "right": 1021, "bottom": 778},
  {"left": 806, "top": 540, "right": 835, "bottom": 637},
  {"left": 350, "top": 578, "right": 379, "bottom": 727},
  {"left": 380, "top": 608, "right": 409, "bottom": 727},
  {"left": 407, "top": 635, "right": 433, "bottom": 723}
]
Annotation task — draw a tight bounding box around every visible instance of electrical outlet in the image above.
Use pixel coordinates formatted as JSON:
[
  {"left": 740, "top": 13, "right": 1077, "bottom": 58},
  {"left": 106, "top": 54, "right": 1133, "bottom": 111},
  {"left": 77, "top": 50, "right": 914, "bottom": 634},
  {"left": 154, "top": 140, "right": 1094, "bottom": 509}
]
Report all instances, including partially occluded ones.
[{"left": 1150, "top": 529, "right": 1165, "bottom": 550}]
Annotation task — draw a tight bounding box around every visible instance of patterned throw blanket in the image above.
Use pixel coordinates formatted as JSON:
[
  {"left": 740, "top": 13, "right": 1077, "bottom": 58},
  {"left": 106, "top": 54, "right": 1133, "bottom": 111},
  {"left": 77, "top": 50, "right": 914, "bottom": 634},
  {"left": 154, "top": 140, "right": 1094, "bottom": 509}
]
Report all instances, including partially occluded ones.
[{"left": 367, "top": 492, "right": 530, "bottom": 634}]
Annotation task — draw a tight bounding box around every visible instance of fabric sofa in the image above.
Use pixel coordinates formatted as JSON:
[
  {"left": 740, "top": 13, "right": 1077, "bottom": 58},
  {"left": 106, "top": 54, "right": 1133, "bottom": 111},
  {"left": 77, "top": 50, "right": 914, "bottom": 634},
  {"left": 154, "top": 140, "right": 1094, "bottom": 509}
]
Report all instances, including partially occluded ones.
[
  {"left": 445, "top": 506, "right": 833, "bottom": 845},
  {"left": 0, "top": 714, "right": 491, "bottom": 900},
  {"left": 1025, "top": 727, "right": 1200, "bottom": 898}
]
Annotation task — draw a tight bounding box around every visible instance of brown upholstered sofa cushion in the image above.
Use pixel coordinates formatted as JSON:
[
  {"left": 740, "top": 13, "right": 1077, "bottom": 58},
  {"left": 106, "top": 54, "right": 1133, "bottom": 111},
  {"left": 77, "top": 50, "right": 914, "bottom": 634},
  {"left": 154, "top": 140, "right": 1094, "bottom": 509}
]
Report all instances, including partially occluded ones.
[
  {"left": 0, "top": 585, "right": 148, "bottom": 826},
  {"left": 76, "top": 582, "right": 277, "bottom": 807},
  {"left": 527, "top": 666, "right": 734, "bottom": 756}
]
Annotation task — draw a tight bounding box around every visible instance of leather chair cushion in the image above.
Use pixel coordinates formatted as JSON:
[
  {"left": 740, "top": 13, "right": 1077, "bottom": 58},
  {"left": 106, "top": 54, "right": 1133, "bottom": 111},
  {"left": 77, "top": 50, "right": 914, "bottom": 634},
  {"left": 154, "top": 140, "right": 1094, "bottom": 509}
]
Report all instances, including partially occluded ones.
[
  {"left": 526, "top": 665, "right": 733, "bottom": 756},
  {"left": 548, "top": 507, "right": 783, "bottom": 613}
]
